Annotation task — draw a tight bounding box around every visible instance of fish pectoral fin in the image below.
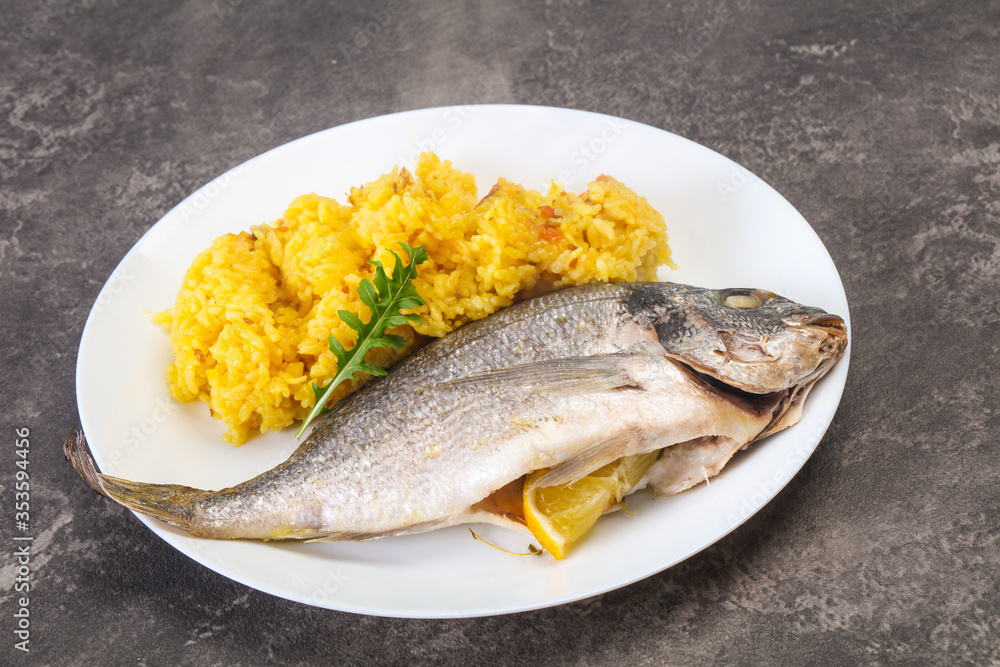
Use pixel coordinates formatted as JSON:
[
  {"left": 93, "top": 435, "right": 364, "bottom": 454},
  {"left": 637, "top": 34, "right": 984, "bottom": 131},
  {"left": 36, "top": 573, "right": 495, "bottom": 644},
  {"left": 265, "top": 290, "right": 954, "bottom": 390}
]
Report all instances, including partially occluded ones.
[
  {"left": 528, "top": 427, "right": 641, "bottom": 489},
  {"left": 431, "top": 353, "right": 642, "bottom": 396}
]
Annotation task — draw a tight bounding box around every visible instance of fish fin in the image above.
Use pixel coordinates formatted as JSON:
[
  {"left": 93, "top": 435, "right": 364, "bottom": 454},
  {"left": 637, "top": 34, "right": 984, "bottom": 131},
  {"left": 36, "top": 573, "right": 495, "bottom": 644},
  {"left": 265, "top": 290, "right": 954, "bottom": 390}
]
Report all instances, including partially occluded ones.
[
  {"left": 64, "top": 429, "right": 109, "bottom": 497},
  {"left": 64, "top": 428, "right": 203, "bottom": 531},
  {"left": 432, "top": 353, "right": 641, "bottom": 395},
  {"left": 528, "top": 427, "right": 641, "bottom": 489}
]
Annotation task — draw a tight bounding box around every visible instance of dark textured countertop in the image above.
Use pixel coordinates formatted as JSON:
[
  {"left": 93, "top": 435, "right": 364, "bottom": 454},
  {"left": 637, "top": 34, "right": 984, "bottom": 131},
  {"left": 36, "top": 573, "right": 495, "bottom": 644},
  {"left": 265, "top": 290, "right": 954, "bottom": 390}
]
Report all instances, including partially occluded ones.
[{"left": 2, "top": 1, "right": 998, "bottom": 664}]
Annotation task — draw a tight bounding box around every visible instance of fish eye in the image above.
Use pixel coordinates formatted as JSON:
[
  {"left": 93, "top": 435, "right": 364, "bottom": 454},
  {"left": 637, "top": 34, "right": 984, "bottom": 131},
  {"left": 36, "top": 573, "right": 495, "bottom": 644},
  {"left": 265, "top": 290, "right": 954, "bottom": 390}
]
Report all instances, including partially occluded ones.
[{"left": 722, "top": 290, "right": 764, "bottom": 309}]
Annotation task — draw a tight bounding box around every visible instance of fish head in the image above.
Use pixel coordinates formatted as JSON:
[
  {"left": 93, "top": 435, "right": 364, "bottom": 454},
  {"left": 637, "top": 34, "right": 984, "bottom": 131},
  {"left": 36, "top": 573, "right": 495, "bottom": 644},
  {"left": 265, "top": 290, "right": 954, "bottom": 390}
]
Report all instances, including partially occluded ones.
[{"left": 647, "top": 284, "right": 848, "bottom": 395}]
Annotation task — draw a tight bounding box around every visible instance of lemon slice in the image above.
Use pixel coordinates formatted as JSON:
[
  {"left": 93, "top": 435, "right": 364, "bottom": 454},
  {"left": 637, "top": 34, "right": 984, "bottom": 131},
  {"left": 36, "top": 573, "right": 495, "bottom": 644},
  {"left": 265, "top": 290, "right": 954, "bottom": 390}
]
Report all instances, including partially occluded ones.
[{"left": 523, "top": 451, "right": 659, "bottom": 559}]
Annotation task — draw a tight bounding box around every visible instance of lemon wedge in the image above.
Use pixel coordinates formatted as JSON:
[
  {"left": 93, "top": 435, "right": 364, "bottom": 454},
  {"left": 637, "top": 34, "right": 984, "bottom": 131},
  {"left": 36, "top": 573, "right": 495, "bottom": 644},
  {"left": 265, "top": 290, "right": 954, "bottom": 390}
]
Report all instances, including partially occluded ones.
[{"left": 523, "top": 451, "right": 660, "bottom": 559}]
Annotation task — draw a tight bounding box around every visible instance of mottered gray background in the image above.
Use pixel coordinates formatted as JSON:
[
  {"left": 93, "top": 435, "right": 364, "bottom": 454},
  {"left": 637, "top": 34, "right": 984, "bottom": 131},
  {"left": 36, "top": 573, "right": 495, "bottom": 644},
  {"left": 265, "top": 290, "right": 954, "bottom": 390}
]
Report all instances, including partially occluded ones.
[{"left": 1, "top": 0, "right": 998, "bottom": 664}]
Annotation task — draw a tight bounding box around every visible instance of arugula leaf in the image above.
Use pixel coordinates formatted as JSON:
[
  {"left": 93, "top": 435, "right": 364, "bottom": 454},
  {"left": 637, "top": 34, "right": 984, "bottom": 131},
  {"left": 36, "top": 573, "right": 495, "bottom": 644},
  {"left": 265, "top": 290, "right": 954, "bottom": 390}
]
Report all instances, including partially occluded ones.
[{"left": 295, "top": 242, "right": 429, "bottom": 438}]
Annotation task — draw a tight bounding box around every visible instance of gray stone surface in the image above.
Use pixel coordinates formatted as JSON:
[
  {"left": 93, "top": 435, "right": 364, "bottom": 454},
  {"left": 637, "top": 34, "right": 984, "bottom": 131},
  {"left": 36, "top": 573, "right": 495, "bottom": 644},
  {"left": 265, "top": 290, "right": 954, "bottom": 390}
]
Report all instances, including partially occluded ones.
[{"left": 2, "top": 0, "right": 998, "bottom": 664}]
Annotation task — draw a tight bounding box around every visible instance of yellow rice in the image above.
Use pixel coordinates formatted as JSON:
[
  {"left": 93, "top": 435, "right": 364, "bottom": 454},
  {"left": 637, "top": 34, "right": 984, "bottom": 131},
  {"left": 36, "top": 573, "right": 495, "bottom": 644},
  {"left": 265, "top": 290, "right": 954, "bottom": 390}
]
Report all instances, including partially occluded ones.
[{"left": 154, "top": 152, "right": 675, "bottom": 444}]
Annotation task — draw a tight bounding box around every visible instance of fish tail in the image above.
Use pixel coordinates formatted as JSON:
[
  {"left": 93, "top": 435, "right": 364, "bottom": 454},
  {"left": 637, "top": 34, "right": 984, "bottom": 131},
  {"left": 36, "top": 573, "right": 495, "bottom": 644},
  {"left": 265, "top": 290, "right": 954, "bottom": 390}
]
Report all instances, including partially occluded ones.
[{"left": 64, "top": 429, "right": 203, "bottom": 531}]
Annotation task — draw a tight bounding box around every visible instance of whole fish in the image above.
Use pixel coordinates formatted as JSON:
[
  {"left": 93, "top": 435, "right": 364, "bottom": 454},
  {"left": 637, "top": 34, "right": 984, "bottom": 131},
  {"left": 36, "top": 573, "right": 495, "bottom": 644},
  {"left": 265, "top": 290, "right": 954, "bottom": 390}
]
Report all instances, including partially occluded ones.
[{"left": 66, "top": 282, "right": 847, "bottom": 541}]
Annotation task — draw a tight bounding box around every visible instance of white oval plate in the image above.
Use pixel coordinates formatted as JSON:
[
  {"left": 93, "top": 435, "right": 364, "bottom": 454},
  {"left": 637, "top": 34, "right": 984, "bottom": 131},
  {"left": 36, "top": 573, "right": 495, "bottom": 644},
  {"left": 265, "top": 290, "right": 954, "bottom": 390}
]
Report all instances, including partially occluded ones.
[{"left": 77, "top": 105, "right": 850, "bottom": 618}]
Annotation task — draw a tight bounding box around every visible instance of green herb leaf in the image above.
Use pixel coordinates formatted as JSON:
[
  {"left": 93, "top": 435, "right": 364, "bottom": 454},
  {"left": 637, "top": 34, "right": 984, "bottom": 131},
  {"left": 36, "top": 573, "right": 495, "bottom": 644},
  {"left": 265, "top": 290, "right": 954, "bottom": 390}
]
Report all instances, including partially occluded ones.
[{"left": 295, "top": 242, "right": 429, "bottom": 438}]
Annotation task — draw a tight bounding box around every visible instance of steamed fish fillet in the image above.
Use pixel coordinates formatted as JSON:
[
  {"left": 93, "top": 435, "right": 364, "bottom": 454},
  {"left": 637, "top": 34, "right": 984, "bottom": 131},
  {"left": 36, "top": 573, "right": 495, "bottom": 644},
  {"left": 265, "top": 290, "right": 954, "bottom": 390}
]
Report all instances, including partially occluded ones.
[{"left": 66, "top": 282, "right": 847, "bottom": 542}]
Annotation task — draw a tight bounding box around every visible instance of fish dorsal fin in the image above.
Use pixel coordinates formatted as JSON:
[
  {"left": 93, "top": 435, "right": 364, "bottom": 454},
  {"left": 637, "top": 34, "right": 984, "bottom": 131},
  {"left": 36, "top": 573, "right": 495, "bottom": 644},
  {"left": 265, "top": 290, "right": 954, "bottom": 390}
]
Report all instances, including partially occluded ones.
[
  {"left": 431, "top": 353, "right": 641, "bottom": 396},
  {"left": 528, "top": 427, "right": 642, "bottom": 489}
]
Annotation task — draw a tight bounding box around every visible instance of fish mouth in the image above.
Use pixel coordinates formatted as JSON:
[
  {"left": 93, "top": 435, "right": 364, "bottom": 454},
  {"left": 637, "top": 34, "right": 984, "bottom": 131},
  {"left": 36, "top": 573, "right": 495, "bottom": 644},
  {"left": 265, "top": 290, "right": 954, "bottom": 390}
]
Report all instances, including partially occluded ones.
[
  {"left": 785, "top": 311, "right": 848, "bottom": 339},
  {"left": 807, "top": 314, "right": 846, "bottom": 328},
  {"left": 795, "top": 314, "right": 849, "bottom": 364}
]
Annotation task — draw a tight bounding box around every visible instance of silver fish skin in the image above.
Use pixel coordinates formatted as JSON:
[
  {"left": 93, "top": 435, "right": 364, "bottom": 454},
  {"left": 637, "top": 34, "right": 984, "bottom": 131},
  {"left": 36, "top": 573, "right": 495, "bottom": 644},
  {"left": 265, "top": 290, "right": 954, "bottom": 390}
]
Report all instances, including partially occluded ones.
[{"left": 66, "top": 281, "right": 847, "bottom": 541}]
